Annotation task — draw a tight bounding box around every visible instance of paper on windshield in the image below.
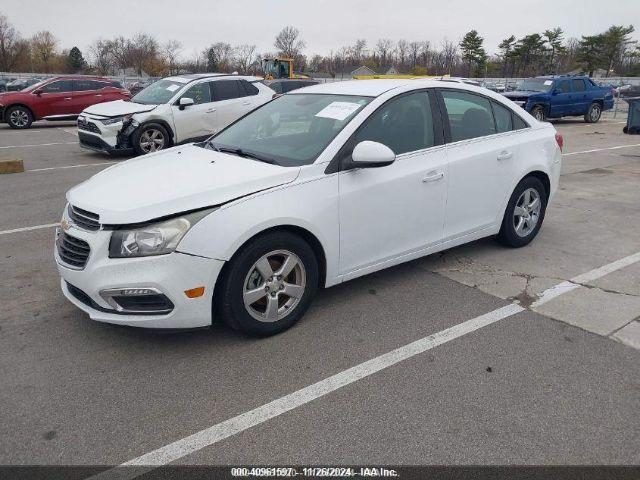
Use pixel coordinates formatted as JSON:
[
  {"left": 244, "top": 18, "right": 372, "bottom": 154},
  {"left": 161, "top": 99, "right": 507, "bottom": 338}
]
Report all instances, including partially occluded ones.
[
  {"left": 166, "top": 84, "right": 180, "bottom": 92},
  {"left": 315, "top": 102, "right": 361, "bottom": 121},
  {"left": 544, "top": 80, "right": 553, "bottom": 85}
]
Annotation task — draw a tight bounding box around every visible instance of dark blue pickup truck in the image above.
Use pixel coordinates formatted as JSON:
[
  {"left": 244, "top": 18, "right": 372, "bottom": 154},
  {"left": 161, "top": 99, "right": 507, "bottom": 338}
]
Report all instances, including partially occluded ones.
[{"left": 503, "top": 76, "right": 615, "bottom": 123}]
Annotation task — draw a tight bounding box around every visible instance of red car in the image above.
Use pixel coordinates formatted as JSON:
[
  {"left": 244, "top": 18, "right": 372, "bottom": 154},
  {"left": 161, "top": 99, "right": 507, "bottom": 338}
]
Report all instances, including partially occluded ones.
[{"left": 0, "top": 76, "right": 130, "bottom": 129}]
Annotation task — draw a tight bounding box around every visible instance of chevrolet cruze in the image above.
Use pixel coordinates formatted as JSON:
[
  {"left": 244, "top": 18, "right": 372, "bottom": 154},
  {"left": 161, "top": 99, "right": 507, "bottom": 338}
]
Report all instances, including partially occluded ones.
[{"left": 56, "top": 79, "right": 562, "bottom": 336}]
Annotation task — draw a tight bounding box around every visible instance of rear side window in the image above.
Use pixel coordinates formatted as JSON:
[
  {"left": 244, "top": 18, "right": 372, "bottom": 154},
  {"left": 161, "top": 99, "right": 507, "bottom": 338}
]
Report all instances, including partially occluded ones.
[
  {"left": 492, "top": 101, "right": 513, "bottom": 133},
  {"left": 571, "top": 79, "right": 586, "bottom": 92},
  {"left": 354, "top": 91, "right": 435, "bottom": 155},
  {"left": 269, "top": 82, "right": 283, "bottom": 94},
  {"left": 74, "top": 80, "right": 103, "bottom": 91},
  {"left": 556, "top": 80, "right": 570, "bottom": 93},
  {"left": 513, "top": 114, "right": 529, "bottom": 130},
  {"left": 41, "top": 80, "right": 72, "bottom": 93},
  {"left": 181, "top": 82, "right": 211, "bottom": 104},
  {"left": 212, "top": 80, "right": 240, "bottom": 101},
  {"left": 110, "top": 81, "right": 124, "bottom": 89},
  {"left": 239, "top": 80, "right": 259, "bottom": 96},
  {"left": 441, "top": 90, "right": 496, "bottom": 141}
]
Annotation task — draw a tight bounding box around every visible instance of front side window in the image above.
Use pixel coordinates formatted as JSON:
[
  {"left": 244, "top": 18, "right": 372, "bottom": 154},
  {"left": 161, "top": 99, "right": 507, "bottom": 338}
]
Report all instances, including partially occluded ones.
[
  {"left": 131, "top": 79, "right": 187, "bottom": 105},
  {"left": 571, "top": 79, "right": 586, "bottom": 92},
  {"left": 556, "top": 80, "right": 571, "bottom": 93},
  {"left": 212, "top": 80, "right": 240, "bottom": 101},
  {"left": 207, "top": 93, "right": 371, "bottom": 167},
  {"left": 353, "top": 91, "right": 435, "bottom": 155},
  {"left": 41, "top": 80, "right": 72, "bottom": 93},
  {"left": 492, "top": 101, "right": 513, "bottom": 133},
  {"left": 181, "top": 82, "right": 211, "bottom": 104},
  {"left": 441, "top": 90, "right": 496, "bottom": 141}
]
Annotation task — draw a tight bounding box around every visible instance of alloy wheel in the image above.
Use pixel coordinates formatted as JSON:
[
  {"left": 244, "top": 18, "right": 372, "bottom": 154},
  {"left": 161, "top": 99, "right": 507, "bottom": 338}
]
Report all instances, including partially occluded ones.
[
  {"left": 590, "top": 105, "right": 601, "bottom": 122},
  {"left": 513, "top": 188, "right": 541, "bottom": 238},
  {"left": 9, "top": 109, "right": 29, "bottom": 127},
  {"left": 139, "top": 129, "right": 165, "bottom": 153},
  {"left": 243, "top": 250, "right": 306, "bottom": 323}
]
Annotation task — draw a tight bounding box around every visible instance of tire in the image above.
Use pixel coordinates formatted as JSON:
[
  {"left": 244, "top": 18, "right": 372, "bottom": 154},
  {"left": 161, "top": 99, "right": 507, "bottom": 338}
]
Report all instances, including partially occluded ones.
[
  {"left": 497, "top": 176, "right": 547, "bottom": 248},
  {"left": 132, "top": 123, "right": 169, "bottom": 155},
  {"left": 531, "top": 105, "right": 546, "bottom": 122},
  {"left": 584, "top": 102, "right": 602, "bottom": 123},
  {"left": 216, "top": 231, "right": 319, "bottom": 337},
  {"left": 6, "top": 105, "right": 33, "bottom": 129}
]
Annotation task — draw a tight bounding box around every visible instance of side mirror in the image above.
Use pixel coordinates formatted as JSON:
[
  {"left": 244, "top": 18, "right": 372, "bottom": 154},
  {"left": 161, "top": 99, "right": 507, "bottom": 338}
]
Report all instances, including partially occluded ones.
[
  {"left": 552, "top": 89, "right": 561, "bottom": 95},
  {"left": 348, "top": 141, "right": 396, "bottom": 169},
  {"left": 179, "top": 97, "right": 194, "bottom": 110},
  {"left": 33, "top": 89, "right": 42, "bottom": 96}
]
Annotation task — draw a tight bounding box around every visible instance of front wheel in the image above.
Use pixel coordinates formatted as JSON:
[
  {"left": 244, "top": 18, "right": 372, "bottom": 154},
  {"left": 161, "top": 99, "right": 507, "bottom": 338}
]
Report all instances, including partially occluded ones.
[
  {"left": 216, "top": 231, "right": 319, "bottom": 336},
  {"left": 497, "top": 177, "right": 547, "bottom": 248},
  {"left": 584, "top": 103, "right": 602, "bottom": 123},
  {"left": 531, "top": 105, "right": 546, "bottom": 122},
  {"left": 6, "top": 106, "right": 33, "bottom": 129},
  {"left": 132, "top": 123, "right": 169, "bottom": 155}
]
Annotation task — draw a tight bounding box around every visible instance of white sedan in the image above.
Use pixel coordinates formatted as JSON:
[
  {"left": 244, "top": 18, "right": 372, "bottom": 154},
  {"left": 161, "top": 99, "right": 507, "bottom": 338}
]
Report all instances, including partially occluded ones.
[{"left": 56, "top": 79, "right": 562, "bottom": 335}]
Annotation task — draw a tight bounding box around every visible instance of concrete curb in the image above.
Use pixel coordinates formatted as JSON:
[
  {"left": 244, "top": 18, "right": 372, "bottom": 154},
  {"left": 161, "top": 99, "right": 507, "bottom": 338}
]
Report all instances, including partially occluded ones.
[{"left": 0, "top": 159, "right": 25, "bottom": 174}]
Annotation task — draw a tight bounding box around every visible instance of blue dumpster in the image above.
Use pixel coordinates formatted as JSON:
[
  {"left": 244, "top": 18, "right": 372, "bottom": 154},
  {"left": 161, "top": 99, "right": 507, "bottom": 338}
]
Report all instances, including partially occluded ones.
[{"left": 623, "top": 97, "right": 640, "bottom": 134}]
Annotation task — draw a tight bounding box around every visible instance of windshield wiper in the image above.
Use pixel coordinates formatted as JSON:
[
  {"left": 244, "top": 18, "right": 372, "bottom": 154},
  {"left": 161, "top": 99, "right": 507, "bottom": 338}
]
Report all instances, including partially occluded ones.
[{"left": 208, "top": 143, "right": 277, "bottom": 165}]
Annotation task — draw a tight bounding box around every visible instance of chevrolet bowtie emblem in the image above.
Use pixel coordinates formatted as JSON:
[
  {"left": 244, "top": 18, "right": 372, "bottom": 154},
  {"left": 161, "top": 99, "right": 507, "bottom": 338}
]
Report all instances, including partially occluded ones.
[{"left": 61, "top": 219, "right": 71, "bottom": 231}]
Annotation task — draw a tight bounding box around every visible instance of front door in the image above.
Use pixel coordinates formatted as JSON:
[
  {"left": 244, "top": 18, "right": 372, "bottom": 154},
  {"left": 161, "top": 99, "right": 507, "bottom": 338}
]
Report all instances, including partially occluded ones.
[
  {"left": 549, "top": 79, "right": 572, "bottom": 117},
  {"left": 338, "top": 90, "right": 447, "bottom": 274},
  {"left": 171, "top": 81, "right": 217, "bottom": 142},
  {"left": 37, "top": 80, "right": 74, "bottom": 117}
]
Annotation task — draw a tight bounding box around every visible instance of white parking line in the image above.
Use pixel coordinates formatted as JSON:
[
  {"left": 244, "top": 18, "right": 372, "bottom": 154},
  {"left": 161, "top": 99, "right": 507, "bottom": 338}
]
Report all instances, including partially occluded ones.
[
  {"left": 28, "top": 162, "right": 116, "bottom": 172},
  {"left": 563, "top": 143, "right": 640, "bottom": 156},
  {"left": 87, "top": 251, "right": 640, "bottom": 480},
  {"left": 0, "top": 141, "right": 77, "bottom": 149},
  {"left": 0, "top": 223, "right": 59, "bottom": 236}
]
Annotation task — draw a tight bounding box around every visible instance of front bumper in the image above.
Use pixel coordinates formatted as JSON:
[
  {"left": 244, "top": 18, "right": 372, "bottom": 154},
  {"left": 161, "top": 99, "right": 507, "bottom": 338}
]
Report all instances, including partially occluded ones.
[
  {"left": 77, "top": 116, "right": 134, "bottom": 155},
  {"left": 55, "top": 223, "right": 225, "bottom": 329}
]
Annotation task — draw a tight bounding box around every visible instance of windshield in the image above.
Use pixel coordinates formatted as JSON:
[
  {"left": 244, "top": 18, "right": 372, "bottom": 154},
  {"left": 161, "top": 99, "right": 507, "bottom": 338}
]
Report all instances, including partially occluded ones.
[
  {"left": 516, "top": 78, "right": 554, "bottom": 93},
  {"left": 131, "top": 79, "right": 185, "bottom": 104},
  {"left": 205, "top": 94, "right": 372, "bottom": 167}
]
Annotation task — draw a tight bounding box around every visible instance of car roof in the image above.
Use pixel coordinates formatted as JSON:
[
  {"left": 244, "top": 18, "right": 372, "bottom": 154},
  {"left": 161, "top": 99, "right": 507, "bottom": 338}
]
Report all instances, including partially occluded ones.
[
  {"left": 291, "top": 78, "right": 478, "bottom": 97},
  {"left": 164, "top": 73, "right": 260, "bottom": 84}
]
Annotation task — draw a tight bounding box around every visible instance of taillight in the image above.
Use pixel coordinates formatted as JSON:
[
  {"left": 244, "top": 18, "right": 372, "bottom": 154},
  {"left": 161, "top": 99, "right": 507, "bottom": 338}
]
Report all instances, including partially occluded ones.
[{"left": 555, "top": 132, "right": 563, "bottom": 152}]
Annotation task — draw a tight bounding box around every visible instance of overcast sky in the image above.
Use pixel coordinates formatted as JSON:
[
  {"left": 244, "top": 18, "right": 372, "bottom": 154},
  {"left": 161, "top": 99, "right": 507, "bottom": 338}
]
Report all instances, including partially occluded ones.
[{"left": 2, "top": 0, "right": 639, "bottom": 58}]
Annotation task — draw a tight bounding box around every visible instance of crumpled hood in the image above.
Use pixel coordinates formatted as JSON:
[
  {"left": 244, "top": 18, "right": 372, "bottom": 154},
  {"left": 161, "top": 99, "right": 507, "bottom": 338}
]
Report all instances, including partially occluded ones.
[
  {"left": 82, "top": 99, "right": 155, "bottom": 117},
  {"left": 503, "top": 90, "right": 542, "bottom": 100},
  {"left": 66, "top": 144, "right": 300, "bottom": 224}
]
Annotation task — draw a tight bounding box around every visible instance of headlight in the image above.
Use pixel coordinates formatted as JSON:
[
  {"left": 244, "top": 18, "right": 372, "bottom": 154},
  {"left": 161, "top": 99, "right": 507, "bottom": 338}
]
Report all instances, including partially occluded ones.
[
  {"left": 108, "top": 209, "right": 214, "bottom": 258},
  {"left": 100, "top": 114, "right": 132, "bottom": 125}
]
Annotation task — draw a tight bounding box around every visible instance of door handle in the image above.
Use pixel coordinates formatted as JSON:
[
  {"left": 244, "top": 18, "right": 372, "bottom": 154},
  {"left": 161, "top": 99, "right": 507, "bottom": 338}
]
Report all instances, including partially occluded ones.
[
  {"left": 64, "top": 97, "right": 72, "bottom": 100},
  {"left": 422, "top": 171, "right": 444, "bottom": 183},
  {"left": 95, "top": 94, "right": 102, "bottom": 97},
  {"left": 206, "top": 108, "right": 216, "bottom": 113},
  {"left": 497, "top": 151, "right": 513, "bottom": 161},
  {"left": 242, "top": 101, "right": 251, "bottom": 106}
]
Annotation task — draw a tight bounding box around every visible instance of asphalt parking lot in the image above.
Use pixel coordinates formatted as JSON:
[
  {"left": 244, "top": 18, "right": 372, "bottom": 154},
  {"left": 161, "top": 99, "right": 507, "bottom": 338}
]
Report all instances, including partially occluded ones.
[{"left": 1, "top": 114, "right": 639, "bottom": 469}]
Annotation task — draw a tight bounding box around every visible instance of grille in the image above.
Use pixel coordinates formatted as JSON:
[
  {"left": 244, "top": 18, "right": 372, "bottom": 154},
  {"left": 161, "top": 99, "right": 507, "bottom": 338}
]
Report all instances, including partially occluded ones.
[
  {"left": 78, "top": 118, "right": 100, "bottom": 134},
  {"left": 57, "top": 232, "right": 91, "bottom": 269},
  {"left": 68, "top": 205, "right": 100, "bottom": 231}
]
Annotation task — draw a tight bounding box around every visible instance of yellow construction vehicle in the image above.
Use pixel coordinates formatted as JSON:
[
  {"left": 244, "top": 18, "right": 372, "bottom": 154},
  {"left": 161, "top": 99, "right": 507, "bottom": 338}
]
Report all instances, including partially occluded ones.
[{"left": 262, "top": 57, "right": 309, "bottom": 80}]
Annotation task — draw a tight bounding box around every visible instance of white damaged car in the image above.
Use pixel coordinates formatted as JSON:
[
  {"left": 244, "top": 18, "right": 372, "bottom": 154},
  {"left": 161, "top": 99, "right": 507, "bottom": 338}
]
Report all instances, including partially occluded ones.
[{"left": 77, "top": 74, "right": 274, "bottom": 155}]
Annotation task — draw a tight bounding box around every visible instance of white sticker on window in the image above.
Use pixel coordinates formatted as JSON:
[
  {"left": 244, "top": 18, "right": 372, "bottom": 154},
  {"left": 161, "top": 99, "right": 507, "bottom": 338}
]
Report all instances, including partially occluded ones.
[
  {"left": 166, "top": 84, "right": 180, "bottom": 92},
  {"left": 315, "top": 102, "right": 361, "bottom": 121},
  {"left": 544, "top": 80, "right": 553, "bottom": 86}
]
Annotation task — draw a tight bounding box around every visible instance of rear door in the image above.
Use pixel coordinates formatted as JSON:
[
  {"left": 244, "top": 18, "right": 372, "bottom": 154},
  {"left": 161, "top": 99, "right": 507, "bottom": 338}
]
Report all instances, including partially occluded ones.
[
  {"left": 171, "top": 81, "right": 217, "bottom": 142},
  {"left": 210, "top": 80, "right": 246, "bottom": 133},
  {"left": 570, "top": 79, "right": 588, "bottom": 115},
  {"left": 438, "top": 89, "right": 517, "bottom": 240},
  {"left": 72, "top": 79, "right": 102, "bottom": 114},
  {"left": 38, "top": 80, "right": 74, "bottom": 117}
]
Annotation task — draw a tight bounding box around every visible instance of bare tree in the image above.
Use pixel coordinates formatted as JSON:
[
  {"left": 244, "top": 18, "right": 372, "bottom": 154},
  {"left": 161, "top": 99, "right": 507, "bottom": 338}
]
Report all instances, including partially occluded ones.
[
  {"left": 235, "top": 44, "right": 257, "bottom": 73},
  {"left": 128, "top": 33, "right": 159, "bottom": 75},
  {"left": 440, "top": 39, "right": 458, "bottom": 75},
  {"left": 274, "top": 26, "right": 305, "bottom": 58},
  {"left": 88, "top": 39, "right": 114, "bottom": 75},
  {"left": 163, "top": 39, "right": 182, "bottom": 75},
  {"left": 376, "top": 38, "right": 394, "bottom": 68},
  {"left": 30, "top": 31, "right": 58, "bottom": 72},
  {"left": 0, "top": 13, "right": 22, "bottom": 71},
  {"left": 396, "top": 39, "right": 409, "bottom": 70}
]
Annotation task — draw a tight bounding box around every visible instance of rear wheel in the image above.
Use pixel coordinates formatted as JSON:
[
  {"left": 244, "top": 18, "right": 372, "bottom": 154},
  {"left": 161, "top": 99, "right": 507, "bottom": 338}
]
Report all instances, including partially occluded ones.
[
  {"left": 216, "top": 231, "right": 318, "bottom": 337},
  {"left": 497, "top": 176, "right": 547, "bottom": 248},
  {"left": 6, "top": 106, "right": 33, "bottom": 129},
  {"left": 531, "top": 105, "right": 546, "bottom": 122},
  {"left": 584, "top": 102, "right": 602, "bottom": 123},
  {"left": 132, "top": 123, "right": 169, "bottom": 155}
]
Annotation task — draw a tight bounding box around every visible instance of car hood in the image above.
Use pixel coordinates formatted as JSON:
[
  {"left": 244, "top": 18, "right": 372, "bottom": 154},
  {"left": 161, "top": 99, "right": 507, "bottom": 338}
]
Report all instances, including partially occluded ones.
[
  {"left": 66, "top": 144, "right": 300, "bottom": 225},
  {"left": 503, "top": 90, "right": 542, "bottom": 99},
  {"left": 82, "top": 99, "right": 156, "bottom": 117}
]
